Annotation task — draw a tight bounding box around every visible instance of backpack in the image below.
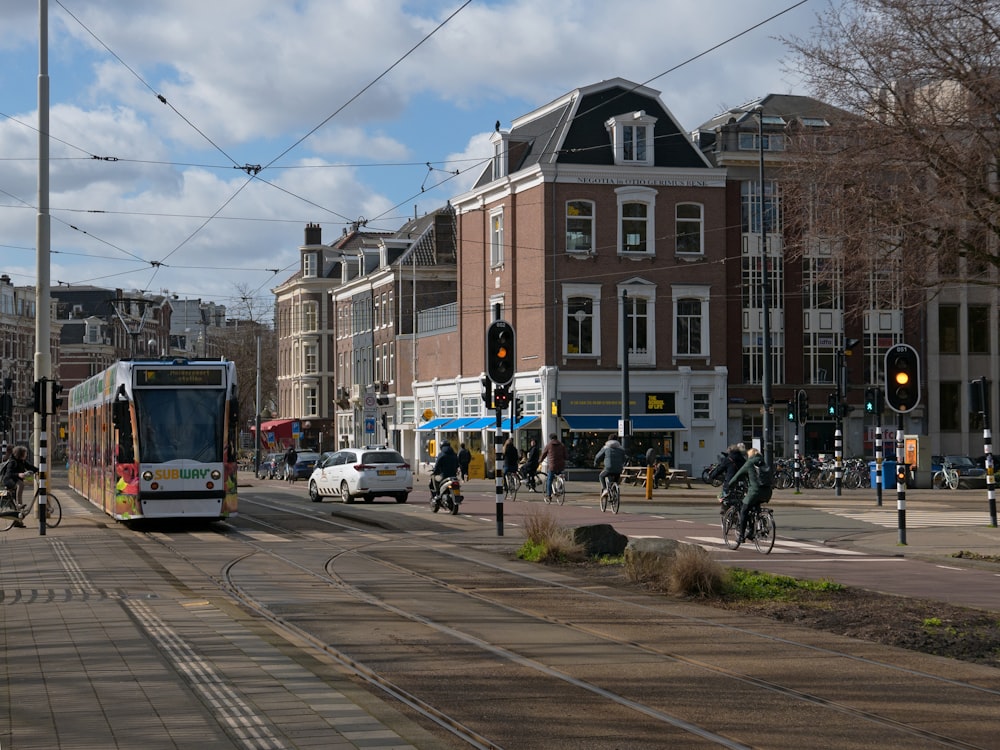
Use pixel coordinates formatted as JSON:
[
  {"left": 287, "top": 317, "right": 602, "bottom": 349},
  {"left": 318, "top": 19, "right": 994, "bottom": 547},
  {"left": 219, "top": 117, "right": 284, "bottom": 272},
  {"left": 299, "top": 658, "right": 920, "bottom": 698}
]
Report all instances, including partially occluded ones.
[{"left": 754, "top": 461, "right": 774, "bottom": 489}]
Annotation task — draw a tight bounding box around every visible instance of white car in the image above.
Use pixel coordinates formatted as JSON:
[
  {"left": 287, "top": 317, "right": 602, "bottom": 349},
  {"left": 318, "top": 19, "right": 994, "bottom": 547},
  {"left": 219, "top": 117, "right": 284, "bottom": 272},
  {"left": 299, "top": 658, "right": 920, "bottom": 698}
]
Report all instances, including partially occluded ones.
[{"left": 308, "top": 447, "right": 412, "bottom": 504}]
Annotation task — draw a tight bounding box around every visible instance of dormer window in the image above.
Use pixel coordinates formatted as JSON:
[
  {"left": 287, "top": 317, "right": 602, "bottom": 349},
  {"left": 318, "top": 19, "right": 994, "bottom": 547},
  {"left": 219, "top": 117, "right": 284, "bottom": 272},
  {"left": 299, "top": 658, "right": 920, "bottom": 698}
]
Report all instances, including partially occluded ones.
[
  {"left": 491, "top": 130, "right": 508, "bottom": 180},
  {"left": 605, "top": 111, "right": 657, "bottom": 166},
  {"left": 303, "top": 251, "right": 317, "bottom": 277}
]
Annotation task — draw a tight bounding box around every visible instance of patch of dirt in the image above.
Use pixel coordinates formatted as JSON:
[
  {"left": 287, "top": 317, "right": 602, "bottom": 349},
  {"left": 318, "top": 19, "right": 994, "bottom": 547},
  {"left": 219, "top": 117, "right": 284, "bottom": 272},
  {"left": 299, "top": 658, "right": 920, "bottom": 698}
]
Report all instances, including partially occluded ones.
[{"left": 568, "top": 559, "right": 1000, "bottom": 668}]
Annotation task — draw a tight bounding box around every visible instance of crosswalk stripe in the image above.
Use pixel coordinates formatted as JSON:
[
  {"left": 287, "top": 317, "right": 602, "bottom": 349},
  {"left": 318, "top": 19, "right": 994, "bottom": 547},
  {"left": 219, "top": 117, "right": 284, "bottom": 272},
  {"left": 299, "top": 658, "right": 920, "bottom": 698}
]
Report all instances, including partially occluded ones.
[{"left": 818, "top": 508, "right": 992, "bottom": 528}]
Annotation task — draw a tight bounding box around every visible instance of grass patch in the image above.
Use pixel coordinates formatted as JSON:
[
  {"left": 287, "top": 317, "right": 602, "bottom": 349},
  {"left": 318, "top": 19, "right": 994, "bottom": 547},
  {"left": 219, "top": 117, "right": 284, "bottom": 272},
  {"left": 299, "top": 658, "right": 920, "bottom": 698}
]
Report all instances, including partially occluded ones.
[
  {"left": 515, "top": 507, "right": 585, "bottom": 564},
  {"left": 725, "top": 569, "right": 844, "bottom": 600}
]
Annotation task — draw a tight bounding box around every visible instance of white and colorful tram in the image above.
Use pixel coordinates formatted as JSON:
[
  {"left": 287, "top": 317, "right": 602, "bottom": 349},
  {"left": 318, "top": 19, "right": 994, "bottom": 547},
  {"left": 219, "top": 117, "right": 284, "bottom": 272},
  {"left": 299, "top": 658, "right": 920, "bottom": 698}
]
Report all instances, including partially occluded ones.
[{"left": 68, "top": 359, "right": 239, "bottom": 521}]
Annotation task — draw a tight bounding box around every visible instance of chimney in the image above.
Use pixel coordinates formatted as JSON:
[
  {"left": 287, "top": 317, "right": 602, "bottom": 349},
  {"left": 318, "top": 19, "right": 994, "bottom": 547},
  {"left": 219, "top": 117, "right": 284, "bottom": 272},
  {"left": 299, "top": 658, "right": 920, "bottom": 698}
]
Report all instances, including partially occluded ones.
[{"left": 304, "top": 223, "right": 322, "bottom": 246}]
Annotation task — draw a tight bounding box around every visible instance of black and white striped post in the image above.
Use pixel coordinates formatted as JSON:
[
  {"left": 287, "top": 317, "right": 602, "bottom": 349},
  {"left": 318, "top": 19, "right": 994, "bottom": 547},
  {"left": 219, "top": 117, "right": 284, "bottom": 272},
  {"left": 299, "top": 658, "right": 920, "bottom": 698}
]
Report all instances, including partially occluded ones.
[{"left": 971, "top": 377, "right": 997, "bottom": 528}]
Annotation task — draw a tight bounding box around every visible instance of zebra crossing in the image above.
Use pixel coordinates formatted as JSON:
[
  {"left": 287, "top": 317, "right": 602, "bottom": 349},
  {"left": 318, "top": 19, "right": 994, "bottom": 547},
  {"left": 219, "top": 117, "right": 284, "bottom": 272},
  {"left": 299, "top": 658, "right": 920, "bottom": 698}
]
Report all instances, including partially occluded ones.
[
  {"left": 685, "top": 536, "right": 866, "bottom": 555},
  {"left": 817, "top": 507, "right": 993, "bottom": 529}
]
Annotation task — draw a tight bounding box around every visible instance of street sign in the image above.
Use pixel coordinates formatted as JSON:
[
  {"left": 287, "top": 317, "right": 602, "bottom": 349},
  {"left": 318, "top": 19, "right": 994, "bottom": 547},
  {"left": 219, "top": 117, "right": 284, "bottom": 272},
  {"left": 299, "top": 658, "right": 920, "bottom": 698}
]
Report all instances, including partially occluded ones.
[
  {"left": 364, "top": 416, "right": 376, "bottom": 434},
  {"left": 364, "top": 393, "right": 376, "bottom": 409}
]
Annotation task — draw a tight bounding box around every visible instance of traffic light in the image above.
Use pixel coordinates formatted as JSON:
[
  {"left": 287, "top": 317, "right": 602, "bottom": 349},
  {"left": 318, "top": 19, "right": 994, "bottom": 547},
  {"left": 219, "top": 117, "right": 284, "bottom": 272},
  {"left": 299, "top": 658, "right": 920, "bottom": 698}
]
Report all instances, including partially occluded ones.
[
  {"left": 49, "top": 381, "right": 65, "bottom": 412},
  {"left": 486, "top": 320, "right": 516, "bottom": 385},
  {"left": 480, "top": 375, "right": 493, "bottom": 407},
  {"left": 33, "top": 378, "right": 47, "bottom": 415},
  {"left": 494, "top": 384, "right": 511, "bottom": 408},
  {"left": 796, "top": 389, "right": 808, "bottom": 425},
  {"left": 885, "top": 344, "right": 920, "bottom": 412},
  {"left": 864, "top": 386, "right": 884, "bottom": 415},
  {"left": 827, "top": 393, "right": 838, "bottom": 416},
  {"left": 514, "top": 397, "right": 524, "bottom": 422},
  {"left": 786, "top": 399, "right": 795, "bottom": 422}
]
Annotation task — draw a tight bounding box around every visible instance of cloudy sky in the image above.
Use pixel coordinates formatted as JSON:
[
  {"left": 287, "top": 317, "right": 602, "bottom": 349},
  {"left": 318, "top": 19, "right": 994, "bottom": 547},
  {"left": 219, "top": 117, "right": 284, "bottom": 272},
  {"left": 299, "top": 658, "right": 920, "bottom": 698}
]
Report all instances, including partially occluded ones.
[{"left": 0, "top": 0, "right": 821, "bottom": 312}]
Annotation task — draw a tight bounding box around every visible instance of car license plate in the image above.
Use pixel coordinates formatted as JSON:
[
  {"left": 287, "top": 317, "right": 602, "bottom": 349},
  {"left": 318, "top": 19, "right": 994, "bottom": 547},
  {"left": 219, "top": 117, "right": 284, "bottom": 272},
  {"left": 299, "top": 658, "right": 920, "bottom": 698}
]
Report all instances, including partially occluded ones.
[{"left": 377, "top": 469, "right": 396, "bottom": 476}]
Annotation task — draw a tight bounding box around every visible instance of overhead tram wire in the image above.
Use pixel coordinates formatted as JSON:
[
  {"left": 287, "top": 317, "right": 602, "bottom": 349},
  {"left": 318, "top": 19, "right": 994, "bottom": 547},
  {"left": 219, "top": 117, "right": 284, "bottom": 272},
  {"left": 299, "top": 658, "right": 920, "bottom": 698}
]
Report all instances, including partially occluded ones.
[{"left": 260, "top": 0, "right": 472, "bottom": 172}]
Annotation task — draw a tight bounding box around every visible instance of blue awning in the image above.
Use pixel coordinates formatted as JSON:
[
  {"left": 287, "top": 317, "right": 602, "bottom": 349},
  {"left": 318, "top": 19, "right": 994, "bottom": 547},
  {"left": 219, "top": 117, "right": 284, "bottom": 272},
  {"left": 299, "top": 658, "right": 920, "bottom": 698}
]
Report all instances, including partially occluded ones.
[
  {"left": 463, "top": 417, "right": 496, "bottom": 430},
  {"left": 563, "top": 415, "right": 685, "bottom": 431},
  {"left": 444, "top": 417, "right": 479, "bottom": 430},
  {"left": 633, "top": 415, "right": 685, "bottom": 430},
  {"left": 417, "top": 417, "right": 453, "bottom": 431},
  {"left": 500, "top": 416, "right": 539, "bottom": 431}
]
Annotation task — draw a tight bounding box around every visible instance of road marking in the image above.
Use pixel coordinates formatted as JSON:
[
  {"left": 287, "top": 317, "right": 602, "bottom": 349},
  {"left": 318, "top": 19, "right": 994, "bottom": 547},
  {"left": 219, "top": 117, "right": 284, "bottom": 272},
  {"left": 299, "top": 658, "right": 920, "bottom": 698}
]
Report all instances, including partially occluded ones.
[
  {"left": 817, "top": 508, "right": 992, "bottom": 528},
  {"left": 775, "top": 539, "right": 865, "bottom": 555}
]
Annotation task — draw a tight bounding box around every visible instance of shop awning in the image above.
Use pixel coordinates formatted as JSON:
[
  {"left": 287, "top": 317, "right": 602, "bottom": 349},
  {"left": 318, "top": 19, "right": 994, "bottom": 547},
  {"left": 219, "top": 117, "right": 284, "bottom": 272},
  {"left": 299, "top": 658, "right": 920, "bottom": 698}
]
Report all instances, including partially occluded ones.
[
  {"left": 500, "top": 416, "right": 539, "bottom": 431},
  {"left": 443, "top": 417, "right": 479, "bottom": 430},
  {"left": 563, "top": 415, "right": 685, "bottom": 431},
  {"left": 417, "top": 418, "right": 453, "bottom": 431},
  {"left": 251, "top": 418, "right": 296, "bottom": 434},
  {"left": 463, "top": 417, "right": 496, "bottom": 430}
]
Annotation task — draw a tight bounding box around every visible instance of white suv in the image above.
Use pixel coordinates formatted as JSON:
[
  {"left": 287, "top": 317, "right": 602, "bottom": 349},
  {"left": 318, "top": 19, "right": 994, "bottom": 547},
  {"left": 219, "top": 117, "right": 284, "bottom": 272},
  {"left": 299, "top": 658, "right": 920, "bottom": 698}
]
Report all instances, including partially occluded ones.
[{"left": 308, "top": 447, "right": 412, "bottom": 504}]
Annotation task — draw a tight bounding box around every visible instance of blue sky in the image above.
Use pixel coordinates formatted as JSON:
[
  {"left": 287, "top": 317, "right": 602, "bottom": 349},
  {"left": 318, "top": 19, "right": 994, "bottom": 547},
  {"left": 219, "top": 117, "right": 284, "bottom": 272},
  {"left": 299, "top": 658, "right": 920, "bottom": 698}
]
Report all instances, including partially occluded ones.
[{"left": 0, "top": 0, "right": 820, "bottom": 311}]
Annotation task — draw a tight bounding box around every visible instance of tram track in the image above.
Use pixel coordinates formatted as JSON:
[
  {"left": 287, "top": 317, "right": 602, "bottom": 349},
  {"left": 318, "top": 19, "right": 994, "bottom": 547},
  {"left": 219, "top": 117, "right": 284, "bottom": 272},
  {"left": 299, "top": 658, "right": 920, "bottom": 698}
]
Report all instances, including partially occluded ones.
[{"left": 144, "top": 495, "right": 1000, "bottom": 749}]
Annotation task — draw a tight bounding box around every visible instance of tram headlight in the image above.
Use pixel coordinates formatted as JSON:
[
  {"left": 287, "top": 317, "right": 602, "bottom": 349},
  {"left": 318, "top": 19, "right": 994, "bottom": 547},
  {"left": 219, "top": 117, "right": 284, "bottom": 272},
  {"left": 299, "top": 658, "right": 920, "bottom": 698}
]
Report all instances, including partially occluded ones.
[
  {"left": 210, "top": 470, "right": 221, "bottom": 480},
  {"left": 142, "top": 470, "right": 154, "bottom": 481}
]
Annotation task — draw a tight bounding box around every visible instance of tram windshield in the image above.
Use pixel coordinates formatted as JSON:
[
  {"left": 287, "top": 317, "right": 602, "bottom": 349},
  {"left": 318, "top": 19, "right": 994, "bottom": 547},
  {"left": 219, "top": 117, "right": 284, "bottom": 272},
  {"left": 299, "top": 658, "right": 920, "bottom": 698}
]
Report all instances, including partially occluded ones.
[{"left": 134, "top": 388, "right": 226, "bottom": 464}]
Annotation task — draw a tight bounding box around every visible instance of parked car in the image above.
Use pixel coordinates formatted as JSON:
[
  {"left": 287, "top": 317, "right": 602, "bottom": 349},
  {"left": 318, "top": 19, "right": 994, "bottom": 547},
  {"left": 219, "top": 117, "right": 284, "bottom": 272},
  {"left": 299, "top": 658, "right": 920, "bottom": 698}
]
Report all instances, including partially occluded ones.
[
  {"left": 931, "top": 455, "right": 986, "bottom": 480},
  {"left": 258, "top": 452, "right": 283, "bottom": 479},
  {"left": 286, "top": 451, "right": 321, "bottom": 482},
  {"left": 308, "top": 447, "right": 412, "bottom": 503}
]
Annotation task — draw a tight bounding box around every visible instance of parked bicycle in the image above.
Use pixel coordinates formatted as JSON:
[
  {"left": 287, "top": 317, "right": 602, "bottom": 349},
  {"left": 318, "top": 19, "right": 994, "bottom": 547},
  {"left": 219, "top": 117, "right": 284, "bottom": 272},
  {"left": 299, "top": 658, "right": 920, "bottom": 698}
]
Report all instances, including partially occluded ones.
[
  {"left": 1, "top": 477, "right": 62, "bottom": 531},
  {"left": 932, "top": 461, "right": 960, "bottom": 490},
  {"left": 720, "top": 495, "right": 775, "bottom": 554}
]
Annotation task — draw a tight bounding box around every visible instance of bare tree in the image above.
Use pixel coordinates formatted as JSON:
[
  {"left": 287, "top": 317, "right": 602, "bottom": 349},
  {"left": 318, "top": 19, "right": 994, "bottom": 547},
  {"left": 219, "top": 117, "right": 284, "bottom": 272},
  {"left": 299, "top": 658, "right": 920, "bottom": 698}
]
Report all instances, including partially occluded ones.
[{"left": 781, "top": 0, "right": 1000, "bottom": 309}]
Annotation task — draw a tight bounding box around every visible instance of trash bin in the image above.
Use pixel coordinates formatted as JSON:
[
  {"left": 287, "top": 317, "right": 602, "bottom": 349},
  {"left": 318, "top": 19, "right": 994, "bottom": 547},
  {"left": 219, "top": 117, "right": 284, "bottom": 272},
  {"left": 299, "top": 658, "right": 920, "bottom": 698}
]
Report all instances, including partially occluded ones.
[{"left": 869, "top": 460, "right": 896, "bottom": 490}]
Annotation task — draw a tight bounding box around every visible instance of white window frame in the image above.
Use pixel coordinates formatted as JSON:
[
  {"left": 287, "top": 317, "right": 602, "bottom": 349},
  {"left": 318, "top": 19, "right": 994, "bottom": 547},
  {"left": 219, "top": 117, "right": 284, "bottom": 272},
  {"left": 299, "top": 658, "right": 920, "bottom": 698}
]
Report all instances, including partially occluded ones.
[
  {"left": 303, "top": 386, "right": 318, "bottom": 417},
  {"left": 490, "top": 208, "right": 504, "bottom": 268},
  {"left": 672, "top": 284, "right": 711, "bottom": 359},
  {"left": 675, "top": 202, "right": 704, "bottom": 256},
  {"left": 303, "top": 252, "right": 317, "bottom": 277},
  {"left": 303, "top": 343, "right": 318, "bottom": 374},
  {"left": 562, "top": 283, "right": 602, "bottom": 359},
  {"left": 302, "top": 301, "right": 318, "bottom": 332},
  {"left": 692, "top": 392, "right": 711, "bottom": 421},
  {"left": 566, "top": 200, "right": 594, "bottom": 255},
  {"left": 605, "top": 111, "right": 657, "bottom": 166},
  {"left": 617, "top": 280, "right": 656, "bottom": 367},
  {"left": 615, "top": 186, "right": 656, "bottom": 257}
]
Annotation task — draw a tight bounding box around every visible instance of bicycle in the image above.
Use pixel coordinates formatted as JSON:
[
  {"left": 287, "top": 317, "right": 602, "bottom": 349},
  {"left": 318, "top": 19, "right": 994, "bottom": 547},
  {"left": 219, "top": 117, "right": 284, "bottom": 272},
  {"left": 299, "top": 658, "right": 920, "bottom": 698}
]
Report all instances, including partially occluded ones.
[
  {"left": 720, "top": 497, "right": 775, "bottom": 554},
  {"left": 600, "top": 474, "right": 620, "bottom": 514},
  {"left": 932, "top": 462, "right": 959, "bottom": 490},
  {"left": 1, "top": 478, "right": 62, "bottom": 531},
  {"left": 503, "top": 469, "right": 521, "bottom": 501},
  {"left": 544, "top": 472, "right": 566, "bottom": 505}
]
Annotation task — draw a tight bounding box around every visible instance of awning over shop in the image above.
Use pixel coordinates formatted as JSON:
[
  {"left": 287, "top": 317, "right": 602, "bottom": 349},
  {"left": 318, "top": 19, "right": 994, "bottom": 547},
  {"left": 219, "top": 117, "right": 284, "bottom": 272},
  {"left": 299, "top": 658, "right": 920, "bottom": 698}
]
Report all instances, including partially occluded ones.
[
  {"left": 251, "top": 418, "right": 296, "bottom": 434},
  {"left": 463, "top": 417, "right": 496, "bottom": 430},
  {"left": 443, "top": 417, "right": 478, "bottom": 430},
  {"left": 417, "top": 417, "right": 453, "bottom": 431},
  {"left": 500, "top": 416, "right": 539, "bottom": 431},
  {"left": 563, "top": 415, "right": 685, "bottom": 431}
]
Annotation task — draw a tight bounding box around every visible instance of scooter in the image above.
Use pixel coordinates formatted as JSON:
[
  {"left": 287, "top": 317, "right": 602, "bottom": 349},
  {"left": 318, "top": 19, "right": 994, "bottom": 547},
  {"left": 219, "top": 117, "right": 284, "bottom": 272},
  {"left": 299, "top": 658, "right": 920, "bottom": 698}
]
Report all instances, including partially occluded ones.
[{"left": 431, "top": 476, "right": 463, "bottom": 515}]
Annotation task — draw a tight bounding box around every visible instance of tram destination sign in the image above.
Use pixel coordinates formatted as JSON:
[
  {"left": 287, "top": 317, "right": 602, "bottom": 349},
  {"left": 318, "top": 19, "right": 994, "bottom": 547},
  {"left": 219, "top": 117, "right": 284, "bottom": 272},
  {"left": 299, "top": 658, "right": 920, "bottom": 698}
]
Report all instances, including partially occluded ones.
[{"left": 135, "top": 368, "right": 224, "bottom": 387}]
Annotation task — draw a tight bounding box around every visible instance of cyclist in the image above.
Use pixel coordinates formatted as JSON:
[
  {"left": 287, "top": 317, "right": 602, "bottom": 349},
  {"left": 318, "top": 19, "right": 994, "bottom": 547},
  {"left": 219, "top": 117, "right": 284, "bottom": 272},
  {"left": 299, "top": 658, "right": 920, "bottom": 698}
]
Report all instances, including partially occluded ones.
[
  {"left": 727, "top": 447, "right": 773, "bottom": 544},
  {"left": 502, "top": 437, "right": 520, "bottom": 485},
  {"left": 711, "top": 443, "right": 746, "bottom": 496},
  {"left": 521, "top": 439, "right": 540, "bottom": 492},
  {"left": 538, "top": 433, "right": 567, "bottom": 503},
  {"left": 594, "top": 436, "right": 626, "bottom": 502},
  {"left": 1, "top": 445, "right": 38, "bottom": 528}
]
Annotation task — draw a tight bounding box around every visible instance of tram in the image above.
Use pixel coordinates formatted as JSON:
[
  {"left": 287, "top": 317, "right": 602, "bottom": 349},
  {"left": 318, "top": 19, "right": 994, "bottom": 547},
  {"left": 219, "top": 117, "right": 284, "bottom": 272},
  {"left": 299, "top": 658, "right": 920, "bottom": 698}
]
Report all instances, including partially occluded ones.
[{"left": 68, "top": 358, "right": 239, "bottom": 521}]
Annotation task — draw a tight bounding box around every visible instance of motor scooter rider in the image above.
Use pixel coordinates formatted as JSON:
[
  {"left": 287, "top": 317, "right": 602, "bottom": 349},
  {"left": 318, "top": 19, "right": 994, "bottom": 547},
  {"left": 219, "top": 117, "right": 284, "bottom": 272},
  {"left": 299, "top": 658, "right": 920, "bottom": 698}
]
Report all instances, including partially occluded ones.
[{"left": 429, "top": 441, "right": 460, "bottom": 499}]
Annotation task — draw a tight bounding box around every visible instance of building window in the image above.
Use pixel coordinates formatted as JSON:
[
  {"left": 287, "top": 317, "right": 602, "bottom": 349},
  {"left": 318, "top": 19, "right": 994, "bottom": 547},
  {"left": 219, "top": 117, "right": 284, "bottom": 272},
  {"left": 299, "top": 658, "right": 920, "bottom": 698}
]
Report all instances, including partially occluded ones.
[
  {"left": 462, "top": 396, "right": 480, "bottom": 417},
  {"left": 400, "top": 400, "right": 415, "bottom": 425},
  {"left": 605, "top": 111, "right": 657, "bottom": 166},
  {"left": 490, "top": 209, "right": 504, "bottom": 267},
  {"left": 304, "top": 386, "right": 318, "bottom": 416},
  {"left": 741, "top": 179, "right": 782, "bottom": 235},
  {"left": 969, "top": 305, "right": 989, "bottom": 354},
  {"left": 616, "top": 187, "right": 656, "bottom": 257},
  {"left": 618, "top": 281, "right": 656, "bottom": 367},
  {"left": 693, "top": 392, "right": 711, "bottom": 420},
  {"left": 304, "top": 343, "right": 318, "bottom": 374},
  {"left": 302, "top": 301, "right": 318, "bottom": 332},
  {"left": 939, "top": 305, "right": 959, "bottom": 354},
  {"left": 439, "top": 397, "right": 459, "bottom": 418},
  {"left": 562, "top": 284, "right": 602, "bottom": 358},
  {"left": 566, "top": 200, "right": 594, "bottom": 254},
  {"left": 738, "top": 131, "right": 786, "bottom": 152},
  {"left": 673, "top": 285, "right": 710, "bottom": 359},
  {"left": 940, "top": 381, "right": 961, "bottom": 431},
  {"left": 675, "top": 203, "right": 703, "bottom": 255},
  {"left": 303, "top": 252, "right": 317, "bottom": 278}
]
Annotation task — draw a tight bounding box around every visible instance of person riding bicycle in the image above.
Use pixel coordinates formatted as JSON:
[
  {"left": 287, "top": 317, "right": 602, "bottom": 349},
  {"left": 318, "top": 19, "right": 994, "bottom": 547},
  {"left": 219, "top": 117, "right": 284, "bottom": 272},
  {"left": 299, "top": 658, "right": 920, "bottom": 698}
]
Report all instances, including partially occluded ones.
[
  {"left": 711, "top": 443, "right": 746, "bottom": 497},
  {"left": 728, "top": 447, "right": 773, "bottom": 544},
  {"left": 521, "top": 439, "right": 540, "bottom": 492},
  {"left": 502, "top": 437, "right": 520, "bottom": 484},
  {"left": 594, "top": 436, "right": 626, "bottom": 501},
  {"left": 429, "top": 440, "right": 461, "bottom": 500},
  {"left": 1, "top": 445, "right": 38, "bottom": 527},
  {"left": 538, "top": 433, "right": 567, "bottom": 502}
]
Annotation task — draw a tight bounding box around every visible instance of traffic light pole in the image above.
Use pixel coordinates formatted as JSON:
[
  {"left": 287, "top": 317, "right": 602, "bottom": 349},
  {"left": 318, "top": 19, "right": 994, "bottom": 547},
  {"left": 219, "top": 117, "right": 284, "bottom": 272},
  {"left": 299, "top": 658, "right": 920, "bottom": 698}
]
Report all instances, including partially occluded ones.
[
  {"left": 494, "top": 401, "right": 503, "bottom": 537},
  {"left": 895, "top": 413, "right": 906, "bottom": 546},
  {"left": 874, "top": 408, "right": 883, "bottom": 508}
]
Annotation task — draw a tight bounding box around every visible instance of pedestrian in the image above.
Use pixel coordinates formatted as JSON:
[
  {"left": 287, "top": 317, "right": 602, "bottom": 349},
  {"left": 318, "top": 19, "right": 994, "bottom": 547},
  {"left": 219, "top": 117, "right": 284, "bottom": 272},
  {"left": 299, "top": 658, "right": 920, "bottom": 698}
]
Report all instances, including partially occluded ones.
[
  {"left": 457, "top": 443, "right": 471, "bottom": 481},
  {"left": 538, "top": 433, "right": 568, "bottom": 502},
  {"left": 283, "top": 445, "right": 298, "bottom": 483}
]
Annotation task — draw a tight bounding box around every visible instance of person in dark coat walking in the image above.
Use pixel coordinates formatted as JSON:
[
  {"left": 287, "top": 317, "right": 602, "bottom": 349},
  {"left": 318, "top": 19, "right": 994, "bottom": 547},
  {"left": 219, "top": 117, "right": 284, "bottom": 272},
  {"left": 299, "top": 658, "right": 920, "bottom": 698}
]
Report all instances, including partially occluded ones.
[{"left": 457, "top": 443, "right": 472, "bottom": 481}]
